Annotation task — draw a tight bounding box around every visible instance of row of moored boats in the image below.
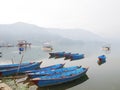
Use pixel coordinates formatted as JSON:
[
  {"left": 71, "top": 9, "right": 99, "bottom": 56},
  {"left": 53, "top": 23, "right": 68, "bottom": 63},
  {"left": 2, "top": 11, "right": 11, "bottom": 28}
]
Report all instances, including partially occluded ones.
[
  {"left": 0, "top": 62, "right": 88, "bottom": 87},
  {"left": 0, "top": 50, "right": 106, "bottom": 87},
  {"left": 49, "top": 52, "right": 84, "bottom": 60}
]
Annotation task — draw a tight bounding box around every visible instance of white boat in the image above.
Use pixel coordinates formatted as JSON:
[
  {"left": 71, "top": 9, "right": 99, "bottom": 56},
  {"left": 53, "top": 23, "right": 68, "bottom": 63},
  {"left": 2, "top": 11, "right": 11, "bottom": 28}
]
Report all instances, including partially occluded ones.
[{"left": 42, "top": 42, "right": 53, "bottom": 51}]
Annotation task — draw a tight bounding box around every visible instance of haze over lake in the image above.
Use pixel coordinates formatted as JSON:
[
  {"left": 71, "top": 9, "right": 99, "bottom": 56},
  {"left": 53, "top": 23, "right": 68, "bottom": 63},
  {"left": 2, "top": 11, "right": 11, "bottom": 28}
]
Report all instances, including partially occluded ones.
[
  {"left": 0, "top": 0, "right": 120, "bottom": 89},
  {"left": 0, "top": 22, "right": 119, "bottom": 90}
]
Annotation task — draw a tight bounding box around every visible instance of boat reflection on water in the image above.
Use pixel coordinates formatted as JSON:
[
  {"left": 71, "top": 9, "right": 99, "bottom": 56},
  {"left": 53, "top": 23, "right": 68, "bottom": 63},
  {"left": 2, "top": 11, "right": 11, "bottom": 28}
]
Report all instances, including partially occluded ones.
[
  {"left": 0, "top": 52, "right": 2, "bottom": 57},
  {"left": 49, "top": 55, "right": 55, "bottom": 59},
  {"left": 36, "top": 74, "right": 89, "bottom": 90}
]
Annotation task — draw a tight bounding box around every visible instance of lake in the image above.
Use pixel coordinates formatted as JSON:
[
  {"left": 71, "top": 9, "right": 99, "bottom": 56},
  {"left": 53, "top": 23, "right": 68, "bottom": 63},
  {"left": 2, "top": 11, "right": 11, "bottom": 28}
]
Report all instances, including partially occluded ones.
[{"left": 0, "top": 42, "right": 119, "bottom": 90}]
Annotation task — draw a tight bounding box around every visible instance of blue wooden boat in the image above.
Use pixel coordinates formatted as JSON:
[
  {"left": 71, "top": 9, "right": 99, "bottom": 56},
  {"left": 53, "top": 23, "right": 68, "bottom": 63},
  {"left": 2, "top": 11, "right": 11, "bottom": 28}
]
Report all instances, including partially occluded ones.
[
  {"left": 64, "top": 53, "right": 79, "bottom": 60},
  {"left": 55, "top": 52, "right": 65, "bottom": 58},
  {"left": 42, "top": 74, "right": 89, "bottom": 89},
  {"left": 98, "top": 55, "right": 106, "bottom": 62},
  {"left": 64, "top": 53, "right": 71, "bottom": 60},
  {"left": 0, "top": 62, "right": 42, "bottom": 76},
  {"left": 19, "top": 47, "right": 24, "bottom": 51},
  {"left": 31, "top": 67, "right": 88, "bottom": 87},
  {"left": 0, "top": 62, "right": 35, "bottom": 70},
  {"left": 49, "top": 52, "right": 65, "bottom": 58},
  {"left": 70, "top": 54, "right": 84, "bottom": 60},
  {"left": 28, "top": 66, "right": 81, "bottom": 78},
  {"left": 97, "top": 55, "right": 106, "bottom": 65},
  {"left": 49, "top": 53, "right": 55, "bottom": 58},
  {"left": 26, "top": 63, "right": 65, "bottom": 73}
]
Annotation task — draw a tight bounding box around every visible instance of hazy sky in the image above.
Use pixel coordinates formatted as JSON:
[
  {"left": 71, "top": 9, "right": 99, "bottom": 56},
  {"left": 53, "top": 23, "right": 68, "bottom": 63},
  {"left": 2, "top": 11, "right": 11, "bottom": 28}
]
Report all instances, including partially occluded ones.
[{"left": 0, "top": 0, "right": 120, "bottom": 38}]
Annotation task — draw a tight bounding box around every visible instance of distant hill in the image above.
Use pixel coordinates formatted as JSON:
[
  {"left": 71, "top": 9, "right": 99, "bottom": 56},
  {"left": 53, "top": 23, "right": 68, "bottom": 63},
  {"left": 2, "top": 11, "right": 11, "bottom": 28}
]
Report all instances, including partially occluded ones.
[
  {"left": 0, "top": 22, "right": 68, "bottom": 45},
  {"left": 0, "top": 22, "right": 104, "bottom": 45},
  {"left": 45, "top": 28, "right": 104, "bottom": 42}
]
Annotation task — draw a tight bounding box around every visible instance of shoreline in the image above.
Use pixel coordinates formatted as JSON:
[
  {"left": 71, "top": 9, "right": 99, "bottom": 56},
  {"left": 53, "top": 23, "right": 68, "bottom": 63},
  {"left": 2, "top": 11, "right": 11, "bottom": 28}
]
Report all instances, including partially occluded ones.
[{"left": 0, "top": 81, "right": 12, "bottom": 90}]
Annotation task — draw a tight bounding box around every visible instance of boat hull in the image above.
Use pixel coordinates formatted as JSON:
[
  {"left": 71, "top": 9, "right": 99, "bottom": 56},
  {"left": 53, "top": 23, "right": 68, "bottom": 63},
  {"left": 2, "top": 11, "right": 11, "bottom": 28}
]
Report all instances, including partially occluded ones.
[
  {"left": 26, "top": 63, "right": 65, "bottom": 73},
  {"left": 49, "top": 52, "right": 65, "bottom": 58},
  {"left": 0, "top": 62, "right": 42, "bottom": 76},
  {"left": 70, "top": 54, "right": 84, "bottom": 60},
  {"left": 32, "top": 67, "right": 88, "bottom": 87},
  {"left": 28, "top": 66, "right": 81, "bottom": 78},
  {"left": 0, "top": 62, "right": 34, "bottom": 70}
]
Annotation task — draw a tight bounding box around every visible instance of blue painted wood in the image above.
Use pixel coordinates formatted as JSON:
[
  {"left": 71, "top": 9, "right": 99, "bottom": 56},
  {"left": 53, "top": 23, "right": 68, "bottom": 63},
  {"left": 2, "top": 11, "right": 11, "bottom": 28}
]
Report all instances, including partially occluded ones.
[
  {"left": 26, "top": 63, "right": 65, "bottom": 73},
  {"left": 49, "top": 52, "right": 65, "bottom": 58},
  {"left": 55, "top": 52, "right": 65, "bottom": 58},
  {"left": 31, "top": 67, "right": 88, "bottom": 87},
  {"left": 0, "top": 62, "right": 33, "bottom": 70},
  {"left": 70, "top": 54, "right": 84, "bottom": 60},
  {"left": 28, "top": 66, "right": 81, "bottom": 78},
  {"left": 97, "top": 55, "right": 106, "bottom": 65},
  {"left": 0, "top": 62, "right": 42, "bottom": 76},
  {"left": 98, "top": 55, "right": 106, "bottom": 62},
  {"left": 64, "top": 53, "right": 79, "bottom": 60}
]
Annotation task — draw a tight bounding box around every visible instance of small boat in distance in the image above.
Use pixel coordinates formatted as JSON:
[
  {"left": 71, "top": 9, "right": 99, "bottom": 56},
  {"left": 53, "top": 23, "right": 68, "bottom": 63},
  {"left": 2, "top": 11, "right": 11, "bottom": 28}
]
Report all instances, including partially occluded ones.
[
  {"left": 97, "top": 55, "right": 106, "bottom": 65},
  {"left": 42, "top": 42, "right": 53, "bottom": 51},
  {"left": 55, "top": 52, "right": 65, "bottom": 58},
  {"left": 64, "top": 53, "right": 84, "bottom": 60},
  {"left": 49, "top": 52, "right": 65, "bottom": 58},
  {"left": 98, "top": 55, "right": 106, "bottom": 62},
  {"left": 64, "top": 53, "right": 79, "bottom": 60},
  {"left": 102, "top": 43, "right": 111, "bottom": 54},
  {"left": 70, "top": 54, "right": 84, "bottom": 61}
]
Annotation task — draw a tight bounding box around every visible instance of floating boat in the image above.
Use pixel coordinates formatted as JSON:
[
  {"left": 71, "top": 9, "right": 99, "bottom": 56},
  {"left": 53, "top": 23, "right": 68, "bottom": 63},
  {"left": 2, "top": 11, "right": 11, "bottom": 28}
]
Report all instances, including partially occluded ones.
[
  {"left": 0, "top": 62, "right": 36, "bottom": 70},
  {"left": 31, "top": 67, "right": 88, "bottom": 87},
  {"left": 0, "top": 62, "right": 42, "bottom": 76},
  {"left": 98, "top": 55, "right": 106, "bottom": 62},
  {"left": 49, "top": 53, "right": 56, "bottom": 58},
  {"left": 64, "top": 52, "right": 71, "bottom": 57},
  {"left": 102, "top": 44, "right": 111, "bottom": 54},
  {"left": 64, "top": 53, "right": 79, "bottom": 60},
  {"left": 97, "top": 55, "right": 106, "bottom": 65},
  {"left": 26, "top": 63, "right": 65, "bottom": 73},
  {"left": 49, "top": 52, "right": 65, "bottom": 58},
  {"left": 42, "top": 42, "right": 53, "bottom": 51},
  {"left": 55, "top": 52, "right": 65, "bottom": 58},
  {"left": 63, "top": 52, "right": 71, "bottom": 60},
  {"left": 70, "top": 54, "right": 84, "bottom": 60},
  {"left": 28, "top": 66, "right": 81, "bottom": 78}
]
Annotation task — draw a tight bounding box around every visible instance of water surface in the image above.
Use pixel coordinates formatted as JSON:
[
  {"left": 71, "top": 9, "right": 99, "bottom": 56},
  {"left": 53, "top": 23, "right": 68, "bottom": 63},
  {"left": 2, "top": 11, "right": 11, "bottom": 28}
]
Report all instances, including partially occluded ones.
[{"left": 0, "top": 42, "right": 119, "bottom": 90}]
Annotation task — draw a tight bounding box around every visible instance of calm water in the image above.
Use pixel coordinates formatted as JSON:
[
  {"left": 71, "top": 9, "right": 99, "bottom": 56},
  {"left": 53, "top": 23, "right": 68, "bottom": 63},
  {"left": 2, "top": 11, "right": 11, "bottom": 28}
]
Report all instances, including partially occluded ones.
[{"left": 0, "top": 42, "right": 119, "bottom": 90}]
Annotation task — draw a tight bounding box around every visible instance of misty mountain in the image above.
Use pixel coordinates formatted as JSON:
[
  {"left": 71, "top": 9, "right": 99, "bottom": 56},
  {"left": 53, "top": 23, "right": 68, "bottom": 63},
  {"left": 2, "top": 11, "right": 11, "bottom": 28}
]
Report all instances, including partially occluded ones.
[
  {"left": 0, "top": 22, "right": 68, "bottom": 44},
  {"left": 0, "top": 22, "right": 104, "bottom": 45},
  {"left": 46, "top": 28, "right": 104, "bottom": 42}
]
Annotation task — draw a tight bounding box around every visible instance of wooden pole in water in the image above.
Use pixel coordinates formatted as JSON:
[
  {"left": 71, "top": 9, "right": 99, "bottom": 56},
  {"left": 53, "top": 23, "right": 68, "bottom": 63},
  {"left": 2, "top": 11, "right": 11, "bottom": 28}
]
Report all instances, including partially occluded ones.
[
  {"left": 11, "top": 56, "right": 15, "bottom": 64},
  {"left": 13, "top": 54, "right": 24, "bottom": 87},
  {"left": 11, "top": 56, "right": 18, "bottom": 86},
  {"left": 17, "top": 54, "right": 24, "bottom": 75}
]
